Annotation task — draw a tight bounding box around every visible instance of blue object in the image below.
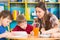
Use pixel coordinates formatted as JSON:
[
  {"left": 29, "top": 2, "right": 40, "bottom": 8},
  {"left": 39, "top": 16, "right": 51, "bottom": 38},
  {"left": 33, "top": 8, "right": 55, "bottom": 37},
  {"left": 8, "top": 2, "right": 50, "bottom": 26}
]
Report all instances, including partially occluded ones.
[
  {"left": 10, "top": 7, "right": 25, "bottom": 14},
  {"left": 51, "top": 8, "right": 59, "bottom": 18},
  {"left": 17, "top": 0, "right": 22, "bottom": 2},
  {"left": 47, "top": 4, "right": 59, "bottom": 19},
  {"left": 0, "top": 26, "right": 6, "bottom": 34},
  {"left": 30, "top": 8, "right": 36, "bottom": 20},
  {"left": 48, "top": 8, "right": 51, "bottom": 12},
  {"left": 0, "top": 3, "right": 4, "bottom": 6},
  {"left": 10, "top": 21, "right": 17, "bottom": 29},
  {"left": 0, "top": 25, "right": 6, "bottom": 40}
]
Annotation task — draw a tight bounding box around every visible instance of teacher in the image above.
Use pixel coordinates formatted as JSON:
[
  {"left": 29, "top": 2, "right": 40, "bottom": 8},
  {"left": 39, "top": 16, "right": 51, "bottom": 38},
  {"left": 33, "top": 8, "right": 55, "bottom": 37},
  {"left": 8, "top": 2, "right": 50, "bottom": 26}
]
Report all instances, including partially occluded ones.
[{"left": 34, "top": 2, "right": 59, "bottom": 35}]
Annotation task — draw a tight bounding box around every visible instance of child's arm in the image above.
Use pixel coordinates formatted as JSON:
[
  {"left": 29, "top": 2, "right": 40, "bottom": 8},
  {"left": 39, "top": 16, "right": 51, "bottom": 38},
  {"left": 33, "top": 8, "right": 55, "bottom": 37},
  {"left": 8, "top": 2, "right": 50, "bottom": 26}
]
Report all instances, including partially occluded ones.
[
  {"left": 0, "top": 31, "right": 7, "bottom": 38},
  {"left": 0, "top": 31, "right": 14, "bottom": 38}
]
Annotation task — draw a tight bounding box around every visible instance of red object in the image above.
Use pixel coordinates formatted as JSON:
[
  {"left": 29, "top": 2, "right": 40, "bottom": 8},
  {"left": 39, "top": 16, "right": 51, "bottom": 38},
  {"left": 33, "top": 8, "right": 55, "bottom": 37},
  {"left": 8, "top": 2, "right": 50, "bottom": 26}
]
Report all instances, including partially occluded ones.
[{"left": 12, "top": 24, "right": 33, "bottom": 34}]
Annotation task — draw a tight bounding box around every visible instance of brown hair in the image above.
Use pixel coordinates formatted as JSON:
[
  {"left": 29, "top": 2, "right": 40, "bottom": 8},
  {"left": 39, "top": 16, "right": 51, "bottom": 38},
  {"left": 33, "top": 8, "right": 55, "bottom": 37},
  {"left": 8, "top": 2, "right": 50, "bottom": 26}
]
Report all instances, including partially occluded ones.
[
  {"left": 0, "top": 10, "right": 13, "bottom": 20},
  {"left": 35, "top": 2, "right": 52, "bottom": 31},
  {"left": 16, "top": 15, "right": 26, "bottom": 24},
  {"left": 35, "top": 2, "right": 46, "bottom": 11}
]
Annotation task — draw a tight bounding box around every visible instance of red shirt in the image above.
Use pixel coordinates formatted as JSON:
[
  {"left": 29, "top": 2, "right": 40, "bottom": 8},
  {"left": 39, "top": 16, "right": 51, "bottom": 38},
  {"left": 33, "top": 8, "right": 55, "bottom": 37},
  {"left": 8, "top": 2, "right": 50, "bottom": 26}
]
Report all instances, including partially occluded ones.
[{"left": 12, "top": 24, "right": 33, "bottom": 34}]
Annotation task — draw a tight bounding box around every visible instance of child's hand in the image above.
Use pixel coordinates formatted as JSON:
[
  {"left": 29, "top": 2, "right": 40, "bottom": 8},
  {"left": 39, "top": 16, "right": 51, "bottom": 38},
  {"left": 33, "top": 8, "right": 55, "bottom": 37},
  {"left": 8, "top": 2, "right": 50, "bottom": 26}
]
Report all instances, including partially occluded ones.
[
  {"left": 5, "top": 32, "right": 15, "bottom": 38},
  {"left": 30, "top": 31, "right": 34, "bottom": 36}
]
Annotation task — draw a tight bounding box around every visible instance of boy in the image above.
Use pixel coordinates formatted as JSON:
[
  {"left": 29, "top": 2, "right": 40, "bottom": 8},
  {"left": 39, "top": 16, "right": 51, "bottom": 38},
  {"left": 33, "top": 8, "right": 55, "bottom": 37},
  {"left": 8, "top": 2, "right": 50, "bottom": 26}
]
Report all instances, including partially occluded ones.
[
  {"left": 0, "top": 10, "right": 13, "bottom": 40},
  {"left": 12, "top": 15, "right": 33, "bottom": 34}
]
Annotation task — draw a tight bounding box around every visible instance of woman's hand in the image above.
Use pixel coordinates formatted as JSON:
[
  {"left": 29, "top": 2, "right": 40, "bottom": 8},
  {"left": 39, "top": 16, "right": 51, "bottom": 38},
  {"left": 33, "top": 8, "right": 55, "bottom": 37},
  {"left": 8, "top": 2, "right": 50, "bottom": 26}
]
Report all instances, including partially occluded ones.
[{"left": 51, "top": 33, "right": 60, "bottom": 38}]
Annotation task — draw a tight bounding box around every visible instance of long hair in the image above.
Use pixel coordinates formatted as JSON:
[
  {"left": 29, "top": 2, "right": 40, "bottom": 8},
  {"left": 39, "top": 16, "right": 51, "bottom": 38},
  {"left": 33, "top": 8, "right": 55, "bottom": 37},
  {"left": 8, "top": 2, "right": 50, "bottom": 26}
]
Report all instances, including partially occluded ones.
[{"left": 35, "top": 2, "right": 52, "bottom": 31}]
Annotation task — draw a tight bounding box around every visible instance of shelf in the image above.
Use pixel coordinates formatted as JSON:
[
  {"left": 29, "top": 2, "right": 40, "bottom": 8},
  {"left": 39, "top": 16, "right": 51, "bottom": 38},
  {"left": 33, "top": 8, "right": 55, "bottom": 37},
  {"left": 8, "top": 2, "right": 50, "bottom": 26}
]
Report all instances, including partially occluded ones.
[
  {"left": 9, "top": 2, "right": 25, "bottom": 4},
  {"left": 27, "top": 20, "right": 33, "bottom": 21},
  {"left": 27, "top": 2, "right": 38, "bottom": 4},
  {"left": 12, "top": 20, "right": 33, "bottom": 22},
  {"left": 45, "top": 2, "right": 60, "bottom": 4}
]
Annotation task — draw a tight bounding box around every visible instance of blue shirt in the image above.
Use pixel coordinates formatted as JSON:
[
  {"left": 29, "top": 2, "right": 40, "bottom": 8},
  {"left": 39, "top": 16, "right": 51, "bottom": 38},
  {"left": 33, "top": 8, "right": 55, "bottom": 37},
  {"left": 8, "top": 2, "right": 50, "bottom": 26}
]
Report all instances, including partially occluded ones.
[{"left": 0, "top": 25, "right": 6, "bottom": 40}]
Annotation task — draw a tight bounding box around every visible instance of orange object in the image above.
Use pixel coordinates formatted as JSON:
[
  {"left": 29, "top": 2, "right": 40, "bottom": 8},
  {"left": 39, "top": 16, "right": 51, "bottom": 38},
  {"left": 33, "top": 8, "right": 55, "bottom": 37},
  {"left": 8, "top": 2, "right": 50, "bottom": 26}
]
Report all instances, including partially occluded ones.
[{"left": 33, "top": 27, "right": 39, "bottom": 37}]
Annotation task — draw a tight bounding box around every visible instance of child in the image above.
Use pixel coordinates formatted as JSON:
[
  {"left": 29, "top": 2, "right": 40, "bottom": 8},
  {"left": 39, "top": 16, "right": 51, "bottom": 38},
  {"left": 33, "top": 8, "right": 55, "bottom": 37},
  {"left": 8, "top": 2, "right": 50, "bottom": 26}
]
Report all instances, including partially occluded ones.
[
  {"left": 0, "top": 10, "right": 13, "bottom": 40},
  {"left": 12, "top": 15, "right": 33, "bottom": 34}
]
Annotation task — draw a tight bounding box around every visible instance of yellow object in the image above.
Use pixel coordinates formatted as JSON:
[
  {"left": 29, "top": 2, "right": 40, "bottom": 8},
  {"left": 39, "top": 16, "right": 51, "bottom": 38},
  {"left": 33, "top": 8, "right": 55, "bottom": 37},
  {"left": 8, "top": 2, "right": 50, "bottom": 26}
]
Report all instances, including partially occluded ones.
[
  {"left": 12, "top": 10, "right": 17, "bottom": 20},
  {"left": 25, "top": 8, "right": 30, "bottom": 20}
]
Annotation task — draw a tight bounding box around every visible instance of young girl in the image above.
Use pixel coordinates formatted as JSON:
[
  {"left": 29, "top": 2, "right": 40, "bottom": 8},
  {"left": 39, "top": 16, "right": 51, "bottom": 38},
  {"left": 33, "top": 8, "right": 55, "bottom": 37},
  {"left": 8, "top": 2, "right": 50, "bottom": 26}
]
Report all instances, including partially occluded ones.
[{"left": 0, "top": 10, "right": 13, "bottom": 40}]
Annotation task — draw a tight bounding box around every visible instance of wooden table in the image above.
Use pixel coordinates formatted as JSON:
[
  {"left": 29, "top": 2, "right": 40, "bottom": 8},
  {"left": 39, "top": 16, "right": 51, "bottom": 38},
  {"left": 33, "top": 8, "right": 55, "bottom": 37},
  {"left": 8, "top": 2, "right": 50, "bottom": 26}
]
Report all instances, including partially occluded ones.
[
  {"left": 8, "top": 36, "right": 60, "bottom": 40},
  {"left": 8, "top": 31, "right": 60, "bottom": 40}
]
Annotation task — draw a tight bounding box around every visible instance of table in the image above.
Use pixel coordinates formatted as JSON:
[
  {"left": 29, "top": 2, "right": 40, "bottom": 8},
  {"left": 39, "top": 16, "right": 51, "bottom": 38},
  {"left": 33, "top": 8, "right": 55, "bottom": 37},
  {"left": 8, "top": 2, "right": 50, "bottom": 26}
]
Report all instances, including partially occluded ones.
[
  {"left": 8, "top": 31, "right": 60, "bottom": 40},
  {"left": 8, "top": 36, "right": 60, "bottom": 40}
]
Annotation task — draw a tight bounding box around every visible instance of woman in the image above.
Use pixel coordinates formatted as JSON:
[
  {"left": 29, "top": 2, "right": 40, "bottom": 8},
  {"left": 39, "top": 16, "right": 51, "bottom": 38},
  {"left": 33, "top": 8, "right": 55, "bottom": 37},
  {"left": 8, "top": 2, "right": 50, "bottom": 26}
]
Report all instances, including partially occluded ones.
[{"left": 34, "top": 2, "right": 60, "bottom": 37}]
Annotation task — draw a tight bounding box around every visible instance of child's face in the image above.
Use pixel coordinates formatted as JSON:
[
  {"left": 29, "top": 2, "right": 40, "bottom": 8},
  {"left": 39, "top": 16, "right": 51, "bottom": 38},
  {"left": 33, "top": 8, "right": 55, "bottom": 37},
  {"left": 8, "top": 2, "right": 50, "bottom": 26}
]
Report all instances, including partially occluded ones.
[
  {"left": 2, "top": 16, "right": 12, "bottom": 27},
  {"left": 19, "top": 21, "right": 27, "bottom": 29}
]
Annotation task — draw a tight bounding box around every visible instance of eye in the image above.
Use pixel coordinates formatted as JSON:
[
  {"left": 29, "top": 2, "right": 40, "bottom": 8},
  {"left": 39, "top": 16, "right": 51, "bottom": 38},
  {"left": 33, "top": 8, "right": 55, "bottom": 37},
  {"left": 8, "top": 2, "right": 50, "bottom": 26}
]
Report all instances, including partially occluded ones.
[
  {"left": 36, "top": 11, "right": 41, "bottom": 13},
  {"left": 38, "top": 11, "right": 41, "bottom": 13}
]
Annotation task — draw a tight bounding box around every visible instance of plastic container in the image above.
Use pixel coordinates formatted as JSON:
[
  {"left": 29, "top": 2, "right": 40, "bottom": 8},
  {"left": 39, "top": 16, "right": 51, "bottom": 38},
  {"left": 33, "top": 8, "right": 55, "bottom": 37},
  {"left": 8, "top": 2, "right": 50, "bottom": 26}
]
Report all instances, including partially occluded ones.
[{"left": 33, "top": 23, "right": 40, "bottom": 37}]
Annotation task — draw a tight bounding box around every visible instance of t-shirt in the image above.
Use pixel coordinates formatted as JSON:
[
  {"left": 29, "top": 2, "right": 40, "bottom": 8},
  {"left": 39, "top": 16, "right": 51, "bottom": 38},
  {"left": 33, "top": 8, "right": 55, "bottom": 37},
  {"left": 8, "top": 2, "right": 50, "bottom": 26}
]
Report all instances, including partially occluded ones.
[
  {"left": 12, "top": 24, "right": 33, "bottom": 34},
  {"left": 0, "top": 25, "right": 6, "bottom": 40}
]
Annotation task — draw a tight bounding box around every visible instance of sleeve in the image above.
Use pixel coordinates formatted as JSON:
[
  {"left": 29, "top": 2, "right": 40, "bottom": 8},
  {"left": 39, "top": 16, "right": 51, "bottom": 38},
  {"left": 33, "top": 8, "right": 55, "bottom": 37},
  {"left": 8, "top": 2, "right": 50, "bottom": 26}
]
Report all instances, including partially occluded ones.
[
  {"left": 0, "top": 27, "right": 6, "bottom": 34},
  {"left": 12, "top": 26, "right": 18, "bottom": 31},
  {"left": 27, "top": 24, "right": 33, "bottom": 34},
  {"left": 30, "top": 25, "right": 33, "bottom": 31},
  {"left": 50, "top": 15, "right": 59, "bottom": 28}
]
